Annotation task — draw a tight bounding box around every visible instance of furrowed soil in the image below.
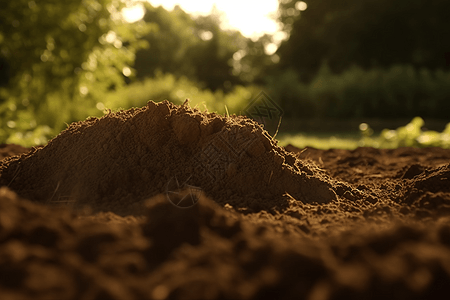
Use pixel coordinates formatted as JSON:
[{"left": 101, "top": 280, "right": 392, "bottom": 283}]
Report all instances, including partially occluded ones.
[{"left": 1, "top": 100, "right": 450, "bottom": 300}]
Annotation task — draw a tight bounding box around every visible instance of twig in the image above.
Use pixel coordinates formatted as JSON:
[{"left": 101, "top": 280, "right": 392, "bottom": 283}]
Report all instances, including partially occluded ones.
[{"left": 273, "top": 115, "right": 283, "bottom": 139}]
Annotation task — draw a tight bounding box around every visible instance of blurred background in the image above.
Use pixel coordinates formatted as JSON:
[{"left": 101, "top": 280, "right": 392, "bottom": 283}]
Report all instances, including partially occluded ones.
[{"left": 1, "top": 0, "right": 450, "bottom": 148}]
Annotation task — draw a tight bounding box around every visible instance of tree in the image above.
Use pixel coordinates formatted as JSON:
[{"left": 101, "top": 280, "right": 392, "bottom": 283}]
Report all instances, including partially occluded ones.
[
  {"left": 276, "top": 0, "right": 450, "bottom": 82},
  {"left": 0, "top": 0, "right": 150, "bottom": 144},
  {"left": 134, "top": 3, "right": 247, "bottom": 91},
  {"left": 134, "top": 4, "right": 198, "bottom": 80},
  {"left": 188, "top": 8, "right": 249, "bottom": 91},
  {"left": 233, "top": 34, "right": 280, "bottom": 85}
]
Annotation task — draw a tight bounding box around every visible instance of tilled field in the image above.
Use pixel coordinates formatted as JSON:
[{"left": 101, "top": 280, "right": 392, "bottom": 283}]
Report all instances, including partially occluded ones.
[{"left": 0, "top": 100, "right": 450, "bottom": 300}]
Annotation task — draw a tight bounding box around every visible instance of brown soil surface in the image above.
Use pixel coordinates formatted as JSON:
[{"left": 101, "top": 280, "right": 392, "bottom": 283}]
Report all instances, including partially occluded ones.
[{"left": 1, "top": 100, "right": 450, "bottom": 299}]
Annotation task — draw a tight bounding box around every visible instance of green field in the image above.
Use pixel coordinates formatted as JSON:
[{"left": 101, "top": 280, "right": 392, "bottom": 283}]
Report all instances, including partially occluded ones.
[
  {"left": 275, "top": 116, "right": 450, "bottom": 150},
  {"left": 277, "top": 132, "right": 361, "bottom": 150}
]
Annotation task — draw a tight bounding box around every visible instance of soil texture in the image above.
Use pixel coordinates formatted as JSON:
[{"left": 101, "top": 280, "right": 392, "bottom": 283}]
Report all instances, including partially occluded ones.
[{"left": 0, "top": 100, "right": 450, "bottom": 300}]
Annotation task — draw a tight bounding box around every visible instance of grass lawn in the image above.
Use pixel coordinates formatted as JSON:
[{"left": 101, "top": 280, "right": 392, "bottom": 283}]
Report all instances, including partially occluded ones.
[
  {"left": 270, "top": 118, "right": 450, "bottom": 150},
  {"left": 276, "top": 132, "right": 363, "bottom": 150},
  {"left": 270, "top": 118, "right": 381, "bottom": 150}
]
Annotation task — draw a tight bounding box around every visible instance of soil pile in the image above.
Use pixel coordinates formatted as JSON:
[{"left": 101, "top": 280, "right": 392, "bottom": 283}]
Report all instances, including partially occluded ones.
[
  {"left": 0, "top": 100, "right": 450, "bottom": 299},
  {"left": 0, "top": 100, "right": 335, "bottom": 215}
]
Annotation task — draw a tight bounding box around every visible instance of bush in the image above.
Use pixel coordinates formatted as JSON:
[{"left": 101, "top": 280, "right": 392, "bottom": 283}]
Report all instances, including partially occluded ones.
[
  {"left": 265, "top": 69, "right": 311, "bottom": 118},
  {"left": 100, "top": 72, "right": 260, "bottom": 116},
  {"left": 266, "top": 63, "right": 450, "bottom": 119},
  {"left": 360, "top": 117, "right": 450, "bottom": 148}
]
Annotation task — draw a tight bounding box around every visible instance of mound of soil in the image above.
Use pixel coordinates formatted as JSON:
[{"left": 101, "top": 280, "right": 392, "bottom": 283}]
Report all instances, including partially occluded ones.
[
  {"left": 0, "top": 100, "right": 335, "bottom": 215},
  {"left": 1, "top": 100, "right": 450, "bottom": 299}
]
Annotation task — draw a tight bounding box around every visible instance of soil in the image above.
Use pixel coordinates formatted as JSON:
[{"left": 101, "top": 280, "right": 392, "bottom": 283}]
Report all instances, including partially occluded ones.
[{"left": 0, "top": 100, "right": 450, "bottom": 300}]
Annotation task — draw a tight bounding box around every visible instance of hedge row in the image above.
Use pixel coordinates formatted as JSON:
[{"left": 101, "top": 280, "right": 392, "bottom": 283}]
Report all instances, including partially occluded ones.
[{"left": 266, "top": 64, "right": 450, "bottom": 119}]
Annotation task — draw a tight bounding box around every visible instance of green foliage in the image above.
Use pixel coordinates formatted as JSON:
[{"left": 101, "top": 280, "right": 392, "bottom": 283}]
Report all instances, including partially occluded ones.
[
  {"left": 359, "top": 117, "right": 450, "bottom": 148},
  {"left": 233, "top": 34, "right": 279, "bottom": 85},
  {"left": 266, "top": 63, "right": 450, "bottom": 119},
  {"left": 134, "top": 3, "right": 248, "bottom": 91},
  {"left": 100, "top": 72, "right": 260, "bottom": 115},
  {"left": 277, "top": 132, "right": 360, "bottom": 150},
  {"left": 264, "top": 69, "right": 311, "bottom": 118},
  {"left": 0, "top": 0, "right": 151, "bottom": 146}
]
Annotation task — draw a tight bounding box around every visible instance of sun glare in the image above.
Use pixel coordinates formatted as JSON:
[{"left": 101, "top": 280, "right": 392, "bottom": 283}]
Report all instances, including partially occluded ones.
[
  {"left": 145, "top": 0, "right": 280, "bottom": 38},
  {"left": 121, "top": 0, "right": 292, "bottom": 53},
  {"left": 295, "top": 1, "right": 307, "bottom": 11},
  {"left": 122, "top": 3, "right": 145, "bottom": 23}
]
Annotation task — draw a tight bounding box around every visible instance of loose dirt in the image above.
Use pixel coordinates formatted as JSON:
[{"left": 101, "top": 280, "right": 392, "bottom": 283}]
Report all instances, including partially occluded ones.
[{"left": 0, "top": 100, "right": 449, "bottom": 299}]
